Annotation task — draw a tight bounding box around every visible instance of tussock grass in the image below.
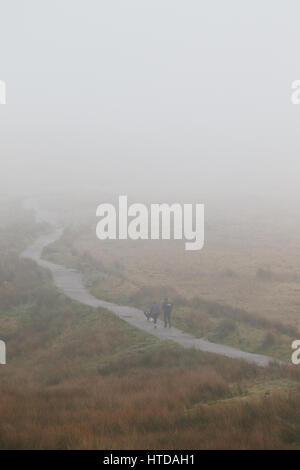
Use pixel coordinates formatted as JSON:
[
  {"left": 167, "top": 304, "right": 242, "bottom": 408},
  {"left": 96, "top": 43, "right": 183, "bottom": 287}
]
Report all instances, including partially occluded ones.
[{"left": 1, "top": 203, "right": 300, "bottom": 449}]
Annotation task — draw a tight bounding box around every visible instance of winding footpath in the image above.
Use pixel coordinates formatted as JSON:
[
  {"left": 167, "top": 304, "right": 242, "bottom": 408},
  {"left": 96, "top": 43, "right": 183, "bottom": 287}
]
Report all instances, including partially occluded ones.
[{"left": 21, "top": 199, "right": 283, "bottom": 367}]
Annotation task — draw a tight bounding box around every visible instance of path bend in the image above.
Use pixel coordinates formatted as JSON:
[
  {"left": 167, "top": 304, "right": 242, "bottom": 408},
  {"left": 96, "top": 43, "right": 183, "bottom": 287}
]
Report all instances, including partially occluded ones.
[{"left": 21, "top": 199, "right": 284, "bottom": 368}]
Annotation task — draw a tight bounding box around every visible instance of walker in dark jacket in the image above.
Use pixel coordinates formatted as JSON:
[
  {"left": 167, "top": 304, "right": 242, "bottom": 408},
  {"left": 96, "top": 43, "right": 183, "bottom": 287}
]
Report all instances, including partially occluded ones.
[
  {"left": 150, "top": 302, "right": 160, "bottom": 328},
  {"left": 162, "top": 298, "right": 173, "bottom": 328}
]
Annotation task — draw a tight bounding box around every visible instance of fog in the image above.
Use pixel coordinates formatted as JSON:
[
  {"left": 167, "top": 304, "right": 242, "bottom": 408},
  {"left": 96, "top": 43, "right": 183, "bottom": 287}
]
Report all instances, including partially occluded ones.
[{"left": 0, "top": 1, "right": 300, "bottom": 209}]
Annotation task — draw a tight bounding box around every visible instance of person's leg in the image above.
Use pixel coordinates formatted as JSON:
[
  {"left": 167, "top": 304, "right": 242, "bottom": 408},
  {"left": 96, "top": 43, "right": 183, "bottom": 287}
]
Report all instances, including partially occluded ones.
[
  {"left": 153, "top": 315, "right": 157, "bottom": 327},
  {"left": 164, "top": 311, "right": 167, "bottom": 327},
  {"left": 167, "top": 312, "right": 171, "bottom": 327}
]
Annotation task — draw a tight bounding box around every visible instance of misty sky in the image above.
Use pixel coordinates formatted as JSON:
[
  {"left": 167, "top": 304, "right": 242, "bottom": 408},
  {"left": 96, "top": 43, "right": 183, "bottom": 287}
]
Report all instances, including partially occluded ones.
[{"left": 0, "top": 1, "right": 300, "bottom": 205}]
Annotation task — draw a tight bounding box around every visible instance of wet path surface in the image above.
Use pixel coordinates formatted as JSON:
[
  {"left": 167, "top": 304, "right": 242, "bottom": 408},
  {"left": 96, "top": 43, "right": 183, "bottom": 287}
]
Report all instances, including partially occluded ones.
[{"left": 21, "top": 199, "right": 283, "bottom": 367}]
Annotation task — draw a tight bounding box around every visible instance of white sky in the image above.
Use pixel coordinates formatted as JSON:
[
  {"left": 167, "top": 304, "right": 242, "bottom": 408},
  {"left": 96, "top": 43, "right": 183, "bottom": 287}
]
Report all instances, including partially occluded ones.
[{"left": 0, "top": 1, "right": 300, "bottom": 205}]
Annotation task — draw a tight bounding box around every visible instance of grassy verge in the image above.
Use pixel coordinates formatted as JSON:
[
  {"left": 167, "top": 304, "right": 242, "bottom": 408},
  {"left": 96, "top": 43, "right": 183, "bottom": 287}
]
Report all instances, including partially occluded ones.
[
  {"left": 44, "top": 233, "right": 297, "bottom": 362},
  {"left": 1, "top": 204, "right": 299, "bottom": 449}
]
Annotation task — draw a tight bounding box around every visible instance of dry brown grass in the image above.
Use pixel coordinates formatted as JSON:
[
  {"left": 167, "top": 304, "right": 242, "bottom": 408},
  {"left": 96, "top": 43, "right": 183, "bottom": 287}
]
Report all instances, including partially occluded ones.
[
  {"left": 49, "top": 221, "right": 300, "bottom": 329},
  {"left": 1, "top": 201, "right": 300, "bottom": 449},
  {"left": 2, "top": 253, "right": 299, "bottom": 449},
  {"left": 1, "top": 371, "right": 300, "bottom": 449}
]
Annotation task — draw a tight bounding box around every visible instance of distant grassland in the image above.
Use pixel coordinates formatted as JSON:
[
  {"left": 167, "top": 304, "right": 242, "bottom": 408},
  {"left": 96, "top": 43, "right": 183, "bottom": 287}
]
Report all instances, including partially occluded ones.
[
  {"left": 1, "top": 200, "right": 300, "bottom": 449},
  {"left": 44, "top": 227, "right": 300, "bottom": 362},
  {"left": 1, "top": 244, "right": 300, "bottom": 449}
]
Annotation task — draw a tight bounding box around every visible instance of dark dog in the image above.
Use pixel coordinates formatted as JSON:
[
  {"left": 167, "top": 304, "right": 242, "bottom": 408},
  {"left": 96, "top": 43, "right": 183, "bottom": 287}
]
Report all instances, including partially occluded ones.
[{"left": 144, "top": 311, "right": 152, "bottom": 321}]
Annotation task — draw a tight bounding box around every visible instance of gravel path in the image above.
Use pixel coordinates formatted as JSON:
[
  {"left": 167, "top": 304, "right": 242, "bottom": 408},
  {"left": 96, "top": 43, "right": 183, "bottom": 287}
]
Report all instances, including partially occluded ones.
[{"left": 21, "top": 199, "right": 283, "bottom": 367}]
